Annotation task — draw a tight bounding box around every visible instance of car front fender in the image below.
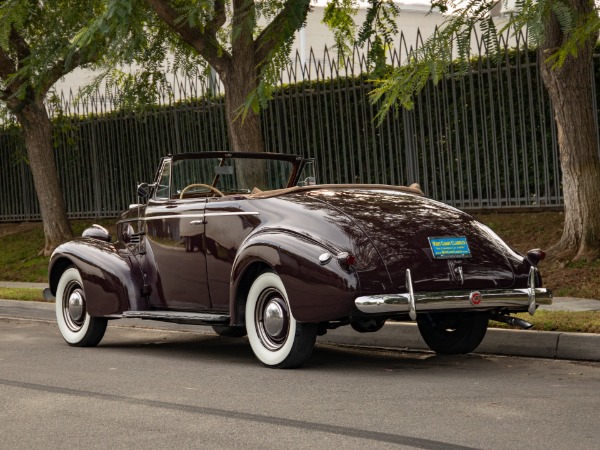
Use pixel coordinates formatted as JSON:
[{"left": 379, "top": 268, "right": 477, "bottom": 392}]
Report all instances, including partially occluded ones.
[
  {"left": 231, "top": 231, "right": 359, "bottom": 324},
  {"left": 49, "top": 238, "right": 145, "bottom": 317}
]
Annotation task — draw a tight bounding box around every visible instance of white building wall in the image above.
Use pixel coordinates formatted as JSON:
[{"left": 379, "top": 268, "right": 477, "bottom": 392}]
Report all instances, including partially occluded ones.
[
  {"left": 53, "top": 2, "right": 445, "bottom": 95},
  {"left": 53, "top": 2, "right": 516, "bottom": 97}
]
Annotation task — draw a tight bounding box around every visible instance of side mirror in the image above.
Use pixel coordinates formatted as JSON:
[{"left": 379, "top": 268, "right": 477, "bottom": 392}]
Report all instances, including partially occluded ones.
[
  {"left": 82, "top": 224, "right": 112, "bottom": 242},
  {"left": 137, "top": 182, "right": 153, "bottom": 199}
]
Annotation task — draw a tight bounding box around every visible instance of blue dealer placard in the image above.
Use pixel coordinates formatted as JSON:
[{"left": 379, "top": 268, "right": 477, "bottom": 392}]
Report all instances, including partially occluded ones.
[{"left": 428, "top": 236, "right": 472, "bottom": 259}]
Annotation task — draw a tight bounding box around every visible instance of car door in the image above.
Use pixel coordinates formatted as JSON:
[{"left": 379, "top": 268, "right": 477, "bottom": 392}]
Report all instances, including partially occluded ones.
[
  {"left": 203, "top": 197, "right": 261, "bottom": 311},
  {"left": 141, "top": 158, "right": 212, "bottom": 311}
]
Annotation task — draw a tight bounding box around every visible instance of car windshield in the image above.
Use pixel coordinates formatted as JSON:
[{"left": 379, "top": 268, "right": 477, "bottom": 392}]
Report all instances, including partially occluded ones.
[{"left": 170, "top": 155, "right": 296, "bottom": 197}]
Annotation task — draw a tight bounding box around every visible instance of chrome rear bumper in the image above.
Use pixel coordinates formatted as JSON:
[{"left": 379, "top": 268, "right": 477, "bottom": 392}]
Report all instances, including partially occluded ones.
[{"left": 355, "top": 268, "right": 552, "bottom": 320}]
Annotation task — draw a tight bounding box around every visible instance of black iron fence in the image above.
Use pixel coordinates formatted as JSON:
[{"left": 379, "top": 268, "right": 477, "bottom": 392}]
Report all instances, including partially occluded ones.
[{"left": 1, "top": 28, "right": 599, "bottom": 221}]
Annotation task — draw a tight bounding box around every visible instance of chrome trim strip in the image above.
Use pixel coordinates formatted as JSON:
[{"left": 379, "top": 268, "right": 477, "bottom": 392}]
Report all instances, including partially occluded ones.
[
  {"left": 406, "top": 269, "right": 416, "bottom": 321},
  {"left": 123, "top": 311, "right": 230, "bottom": 323},
  {"left": 118, "top": 212, "right": 260, "bottom": 224},
  {"left": 143, "top": 213, "right": 204, "bottom": 221},
  {"left": 355, "top": 287, "right": 553, "bottom": 317},
  {"left": 143, "top": 212, "right": 260, "bottom": 221},
  {"left": 204, "top": 211, "right": 260, "bottom": 217},
  {"left": 528, "top": 267, "right": 536, "bottom": 315}
]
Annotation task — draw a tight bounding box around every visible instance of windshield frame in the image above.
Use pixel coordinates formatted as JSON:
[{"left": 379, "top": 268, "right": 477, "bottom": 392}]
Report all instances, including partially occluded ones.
[{"left": 151, "top": 152, "right": 312, "bottom": 198}]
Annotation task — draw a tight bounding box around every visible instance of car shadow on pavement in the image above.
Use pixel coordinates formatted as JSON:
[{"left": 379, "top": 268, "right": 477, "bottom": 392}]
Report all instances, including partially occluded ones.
[{"left": 94, "top": 326, "right": 502, "bottom": 373}]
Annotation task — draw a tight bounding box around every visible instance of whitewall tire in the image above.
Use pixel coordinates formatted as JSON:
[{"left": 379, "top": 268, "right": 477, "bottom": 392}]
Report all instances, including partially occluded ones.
[
  {"left": 55, "top": 267, "right": 107, "bottom": 347},
  {"left": 245, "top": 272, "right": 316, "bottom": 369}
]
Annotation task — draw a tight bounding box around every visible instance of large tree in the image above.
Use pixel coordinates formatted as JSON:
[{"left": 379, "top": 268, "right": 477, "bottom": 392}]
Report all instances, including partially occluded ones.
[
  {"left": 77, "top": 0, "right": 319, "bottom": 153},
  {"left": 76, "top": 0, "right": 395, "bottom": 152},
  {"left": 371, "top": 0, "right": 600, "bottom": 260},
  {"left": 0, "top": 0, "right": 106, "bottom": 255}
]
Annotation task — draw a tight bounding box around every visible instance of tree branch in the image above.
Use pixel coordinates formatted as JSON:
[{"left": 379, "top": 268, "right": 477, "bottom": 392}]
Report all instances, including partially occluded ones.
[
  {"left": 0, "top": 46, "right": 16, "bottom": 79},
  {"left": 38, "top": 48, "right": 102, "bottom": 95},
  {"left": 254, "top": 0, "right": 311, "bottom": 68},
  {"left": 9, "top": 28, "right": 30, "bottom": 58},
  {"left": 144, "top": 0, "right": 230, "bottom": 72},
  {"left": 206, "top": 0, "right": 227, "bottom": 37},
  {"left": 0, "top": 45, "right": 22, "bottom": 108}
]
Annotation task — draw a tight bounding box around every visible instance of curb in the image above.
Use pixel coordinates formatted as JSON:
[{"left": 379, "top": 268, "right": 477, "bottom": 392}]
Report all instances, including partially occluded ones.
[
  {"left": 319, "top": 322, "right": 600, "bottom": 361},
  {"left": 1, "top": 299, "right": 600, "bottom": 362}
]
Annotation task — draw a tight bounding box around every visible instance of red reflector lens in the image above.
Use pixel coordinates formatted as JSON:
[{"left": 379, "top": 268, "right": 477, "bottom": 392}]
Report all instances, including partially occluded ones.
[
  {"left": 527, "top": 248, "right": 546, "bottom": 266},
  {"left": 336, "top": 252, "right": 357, "bottom": 269}
]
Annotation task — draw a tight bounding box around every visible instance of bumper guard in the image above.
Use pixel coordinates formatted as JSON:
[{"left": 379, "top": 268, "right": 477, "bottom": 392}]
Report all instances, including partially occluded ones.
[{"left": 355, "top": 268, "right": 552, "bottom": 320}]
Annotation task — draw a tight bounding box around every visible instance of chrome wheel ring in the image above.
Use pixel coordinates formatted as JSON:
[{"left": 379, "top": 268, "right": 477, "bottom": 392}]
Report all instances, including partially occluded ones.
[
  {"left": 255, "top": 288, "right": 290, "bottom": 351},
  {"left": 63, "top": 281, "right": 86, "bottom": 332}
]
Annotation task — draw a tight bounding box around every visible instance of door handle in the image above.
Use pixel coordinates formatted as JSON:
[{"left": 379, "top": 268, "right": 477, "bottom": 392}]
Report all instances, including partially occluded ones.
[{"left": 190, "top": 220, "right": 206, "bottom": 225}]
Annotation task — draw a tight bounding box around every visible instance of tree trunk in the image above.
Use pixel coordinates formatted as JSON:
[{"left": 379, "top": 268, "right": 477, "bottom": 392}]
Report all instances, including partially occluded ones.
[
  {"left": 539, "top": 0, "right": 600, "bottom": 260},
  {"left": 222, "top": 69, "right": 268, "bottom": 190},
  {"left": 15, "top": 98, "right": 73, "bottom": 256},
  {"left": 222, "top": 66, "right": 265, "bottom": 153},
  {"left": 221, "top": 0, "right": 265, "bottom": 154}
]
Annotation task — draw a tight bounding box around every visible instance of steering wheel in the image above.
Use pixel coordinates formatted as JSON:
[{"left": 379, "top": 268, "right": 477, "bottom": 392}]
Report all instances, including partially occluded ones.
[{"left": 180, "top": 183, "right": 225, "bottom": 199}]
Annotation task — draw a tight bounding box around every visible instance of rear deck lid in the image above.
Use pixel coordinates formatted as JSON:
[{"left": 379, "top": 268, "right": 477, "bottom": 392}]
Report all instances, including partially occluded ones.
[{"left": 307, "top": 188, "right": 518, "bottom": 291}]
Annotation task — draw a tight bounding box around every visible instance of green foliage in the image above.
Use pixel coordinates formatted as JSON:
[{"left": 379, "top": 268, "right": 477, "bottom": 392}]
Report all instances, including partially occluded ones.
[
  {"left": 68, "top": 0, "right": 318, "bottom": 117},
  {"left": 0, "top": 0, "right": 107, "bottom": 100},
  {"left": 5, "top": 40, "right": 595, "bottom": 220},
  {"left": 358, "top": 0, "right": 400, "bottom": 73},
  {"left": 0, "top": 0, "right": 29, "bottom": 50},
  {"left": 371, "top": 0, "right": 600, "bottom": 118},
  {"left": 242, "top": 39, "right": 293, "bottom": 116},
  {"left": 323, "top": 0, "right": 358, "bottom": 58},
  {"left": 72, "top": 0, "right": 187, "bottom": 109}
]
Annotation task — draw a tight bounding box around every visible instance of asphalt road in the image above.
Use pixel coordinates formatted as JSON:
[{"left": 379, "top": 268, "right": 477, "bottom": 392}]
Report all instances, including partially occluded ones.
[{"left": 1, "top": 318, "right": 599, "bottom": 450}]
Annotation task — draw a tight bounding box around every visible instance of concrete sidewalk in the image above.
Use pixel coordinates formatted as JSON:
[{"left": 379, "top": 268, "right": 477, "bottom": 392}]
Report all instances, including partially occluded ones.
[{"left": 1, "top": 296, "right": 599, "bottom": 362}]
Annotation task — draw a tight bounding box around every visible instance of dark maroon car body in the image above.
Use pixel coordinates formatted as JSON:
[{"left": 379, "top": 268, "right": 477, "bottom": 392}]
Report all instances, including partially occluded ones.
[{"left": 49, "top": 152, "right": 552, "bottom": 368}]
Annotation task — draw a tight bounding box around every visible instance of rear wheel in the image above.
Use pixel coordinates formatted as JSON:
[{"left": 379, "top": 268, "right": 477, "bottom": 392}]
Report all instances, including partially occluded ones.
[
  {"left": 55, "top": 267, "right": 107, "bottom": 347},
  {"left": 245, "top": 272, "right": 317, "bottom": 369},
  {"left": 417, "top": 312, "right": 489, "bottom": 355}
]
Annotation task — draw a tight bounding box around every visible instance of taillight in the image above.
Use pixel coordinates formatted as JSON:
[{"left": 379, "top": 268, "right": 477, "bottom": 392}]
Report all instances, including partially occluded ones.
[
  {"left": 337, "top": 252, "right": 357, "bottom": 270},
  {"left": 526, "top": 248, "right": 546, "bottom": 267}
]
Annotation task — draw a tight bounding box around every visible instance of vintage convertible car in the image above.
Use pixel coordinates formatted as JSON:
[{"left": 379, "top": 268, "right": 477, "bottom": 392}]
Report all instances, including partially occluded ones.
[{"left": 48, "top": 152, "right": 552, "bottom": 368}]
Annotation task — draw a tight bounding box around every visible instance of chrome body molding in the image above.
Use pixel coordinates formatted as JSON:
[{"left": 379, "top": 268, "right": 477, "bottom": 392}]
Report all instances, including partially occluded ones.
[
  {"left": 405, "top": 269, "right": 416, "bottom": 321},
  {"left": 123, "top": 311, "right": 230, "bottom": 324},
  {"left": 118, "top": 212, "right": 260, "bottom": 224},
  {"left": 204, "top": 211, "right": 260, "bottom": 218},
  {"left": 354, "top": 287, "right": 553, "bottom": 317}
]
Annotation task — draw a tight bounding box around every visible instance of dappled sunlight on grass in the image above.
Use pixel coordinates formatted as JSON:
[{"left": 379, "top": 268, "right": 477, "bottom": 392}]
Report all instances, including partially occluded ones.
[
  {"left": 0, "top": 219, "right": 116, "bottom": 282},
  {"left": 0, "top": 287, "right": 45, "bottom": 302},
  {"left": 490, "top": 311, "right": 600, "bottom": 334}
]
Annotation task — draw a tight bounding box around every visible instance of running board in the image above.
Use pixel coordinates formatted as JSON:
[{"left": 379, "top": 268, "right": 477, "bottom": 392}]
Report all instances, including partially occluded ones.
[{"left": 123, "top": 311, "right": 230, "bottom": 325}]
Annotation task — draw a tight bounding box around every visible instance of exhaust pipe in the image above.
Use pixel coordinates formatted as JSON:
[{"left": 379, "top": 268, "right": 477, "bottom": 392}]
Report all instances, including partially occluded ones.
[{"left": 490, "top": 313, "right": 534, "bottom": 330}]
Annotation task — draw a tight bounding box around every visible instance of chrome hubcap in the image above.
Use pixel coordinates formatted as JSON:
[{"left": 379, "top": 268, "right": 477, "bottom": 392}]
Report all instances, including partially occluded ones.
[
  {"left": 68, "top": 291, "right": 84, "bottom": 322},
  {"left": 263, "top": 301, "right": 285, "bottom": 337},
  {"left": 255, "top": 288, "right": 290, "bottom": 351},
  {"left": 63, "top": 281, "right": 86, "bottom": 332}
]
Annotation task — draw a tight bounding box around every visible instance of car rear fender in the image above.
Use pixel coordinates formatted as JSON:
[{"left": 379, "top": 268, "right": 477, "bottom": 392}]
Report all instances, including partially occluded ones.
[
  {"left": 49, "top": 239, "right": 145, "bottom": 317},
  {"left": 230, "top": 231, "right": 359, "bottom": 325}
]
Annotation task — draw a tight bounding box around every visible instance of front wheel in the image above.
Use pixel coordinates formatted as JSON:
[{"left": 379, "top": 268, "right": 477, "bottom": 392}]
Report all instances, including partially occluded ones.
[
  {"left": 55, "top": 267, "right": 107, "bottom": 347},
  {"left": 417, "top": 312, "right": 489, "bottom": 355},
  {"left": 245, "top": 272, "right": 317, "bottom": 369}
]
